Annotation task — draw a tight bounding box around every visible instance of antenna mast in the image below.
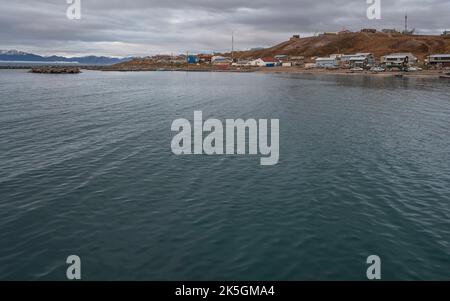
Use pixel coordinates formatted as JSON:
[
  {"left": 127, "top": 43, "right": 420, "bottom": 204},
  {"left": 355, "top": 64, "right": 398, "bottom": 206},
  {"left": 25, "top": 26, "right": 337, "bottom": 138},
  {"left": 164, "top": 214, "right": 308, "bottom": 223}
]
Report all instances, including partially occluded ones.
[
  {"left": 405, "top": 13, "right": 408, "bottom": 33},
  {"left": 231, "top": 31, "right": 234, "bottom": 62}
]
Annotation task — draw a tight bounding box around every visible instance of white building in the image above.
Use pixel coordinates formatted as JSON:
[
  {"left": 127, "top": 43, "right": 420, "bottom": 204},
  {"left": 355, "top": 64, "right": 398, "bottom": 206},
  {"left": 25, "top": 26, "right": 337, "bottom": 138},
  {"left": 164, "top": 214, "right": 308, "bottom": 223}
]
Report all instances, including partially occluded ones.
[
  {"left": 381, "top": 53, "right": 417, "bottom": 68},
  {"left": 248, "top": 57, "right": 279, "bottom": 67},
  {"left": 315, "top": 57, "right": 339, "bottom": 68},
  {"left": 341, "top": 53, "right": 374, "bottom": 63},
  {"left": 427, "top": 54, "right": 450, "bottom": 67},
  {"left": 212, "top": 56, "right": 232, "bottom": 64}
]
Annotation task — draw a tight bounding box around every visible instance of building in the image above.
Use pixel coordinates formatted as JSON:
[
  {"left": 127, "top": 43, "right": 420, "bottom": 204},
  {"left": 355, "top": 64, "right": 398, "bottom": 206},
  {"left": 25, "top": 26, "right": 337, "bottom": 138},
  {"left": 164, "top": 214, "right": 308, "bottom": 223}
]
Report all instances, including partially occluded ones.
[
  {"left": 197, "top": 54, "right": 212, "bottom": 64},
  {"left": 315, "top": 57, "right": 339, "bottom": 68},
  {"left": 427, "top": 54, "right": 450, "bottom": 67},
  {"left": 274, "top": 54, "right": 289, "bottom": 61},
  {"left": 348, "top": 56, "right": 369, "bottom": 68},
  {"left": 361, "top": 28, "right": 377, "bottom": 33},
  {"left": 320, "top": 32, "right": 338, "bottom": 36},
  {"left": 338, "top": 29, "right": 352, "bottom": 34},
  {"left": 232, "top": 59, "right": 251, "bottom": 67},
  {"left": 381, "top": 53, "right": 418, "bottom": 69},
  {"left": 304, "top": 63, "right": 317, "bottom": 69},
  {"left": 260, "top": 57, "right": 279, "bottom": 67},
  {"left": 290, "top": 35, "right": 301, "bottom": 41},
  {"left": 341, "top": 53, "right": 374, "bottom": 68},
  {"left": 289, "top": 56, "right": 305, "bottom": 66},
  {"left": 382, "top": 29, "right": 399, "bottom": 34},
  {"left": 329, "top": 54, "right": 343, "bottom": 59},
  {"left": 212, "top": 56, "right": 232, "bottom": 66},
  {"left": 187, "top": 55, "right": 198, "bottom": 64},
  {"left": 442, "top": 31, "right": 450, "bottom": 36},
  {"left": 248, "top": 57, "right": 279, "bottom": 67}
]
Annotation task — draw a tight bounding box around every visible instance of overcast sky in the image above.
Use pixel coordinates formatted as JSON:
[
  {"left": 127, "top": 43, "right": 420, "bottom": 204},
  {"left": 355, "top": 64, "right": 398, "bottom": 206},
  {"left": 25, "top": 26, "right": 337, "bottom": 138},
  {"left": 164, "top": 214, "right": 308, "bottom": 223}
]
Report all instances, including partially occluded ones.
[{"left": 0, "top": 0, "right": 449, "bottom": 57}]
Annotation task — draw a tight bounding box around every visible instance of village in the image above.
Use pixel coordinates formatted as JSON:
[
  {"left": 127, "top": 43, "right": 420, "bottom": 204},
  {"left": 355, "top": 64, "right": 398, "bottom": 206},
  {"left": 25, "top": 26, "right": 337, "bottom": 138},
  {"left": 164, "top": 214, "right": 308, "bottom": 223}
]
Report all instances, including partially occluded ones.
[{"left": 103, "top": 27, "right": 450, "bottom": 78}]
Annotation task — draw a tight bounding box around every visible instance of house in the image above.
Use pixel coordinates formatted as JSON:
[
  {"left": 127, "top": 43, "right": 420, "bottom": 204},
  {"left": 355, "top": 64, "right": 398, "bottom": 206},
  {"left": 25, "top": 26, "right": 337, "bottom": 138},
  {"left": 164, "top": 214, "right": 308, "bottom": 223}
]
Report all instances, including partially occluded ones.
[
  {"left": 290, "top": 56, "right": 305, "bottom": 66},
  {"left": 348, "top": 56, "right": 369, "bottom": 68},
  {"left": 361, "top": 28, "right": 377, "bottom": 33},
  {"left": 198, "top": 54, "right": 212, "bottom": 63},
  {"left": 442, "top": 31, "right": 450, "bottom": 36},
  {"left": 382, "top": 29, "right": 399, "bottom": 34},
  {"left": 274, "top": 54, "right": 289, "bottom": 61},
  {"left": 330, "top": 54, "right": 343, "bottom": 59},
  {"left": 171, "top": 56, "right": 187, "bottom": 65},
  {"left": 352, "top": 53, "right": 374, "bottom": 68},
  {"left": 341, "top": 53, "right": 374, "bottom": 68},
  {"left": 248, "top": 57, "right": 279, "bottom": 67},
  {"left": 315, "top": 57, "right": 339, "bottom": 68},
  {"left": 381, "top": 53, "right": 418, "bottom": 69},
  {"left": 232, "top": 59, "right": 250, "bottom": 67},
  {"left": 339, "top": 29, "right": 352, "bottom": 34},
  {"left": 427, "top": 54, "right": 450, "bottom": 67},
  {"left": 341, "top": 53, "right": 373, "bottom": 61},
  {"left": 290, "top": 35, "right": 301, "bottom": 41},
  {"left": 261, "top": 57, "right": 279, "bottom": 67},
  {"left": 248, "top": 58, "right": 265, "bottom": 67},
  {"left": 304, "top": 63, "right": 317, "bottom": 69},
  {"left": 212, "top": 56, "right": 232, "bottom": 66},
  {"left": 187, "top": 55, "right": 199, "bottom": 64}
]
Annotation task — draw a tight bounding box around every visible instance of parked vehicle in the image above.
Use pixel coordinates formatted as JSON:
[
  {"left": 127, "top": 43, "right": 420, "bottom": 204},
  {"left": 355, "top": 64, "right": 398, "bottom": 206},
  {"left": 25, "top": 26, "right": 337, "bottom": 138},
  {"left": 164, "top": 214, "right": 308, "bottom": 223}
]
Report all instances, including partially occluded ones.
[
  {"left": 370, "top": 66, "right": 385, "bottom": 72},
  {"left": 350, "top": 67, "right": 364, "bottom": 71},
  {"left": 406, "top": 66, "right": 422, "bottom": 72}
]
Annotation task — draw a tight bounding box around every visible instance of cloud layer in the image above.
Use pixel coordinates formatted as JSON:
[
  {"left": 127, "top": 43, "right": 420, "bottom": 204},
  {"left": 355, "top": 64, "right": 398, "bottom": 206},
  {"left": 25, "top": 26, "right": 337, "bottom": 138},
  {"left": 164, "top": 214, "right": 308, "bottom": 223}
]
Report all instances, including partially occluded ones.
[{"left": 0, "top": 0, "right": 449, "bottom": 57}]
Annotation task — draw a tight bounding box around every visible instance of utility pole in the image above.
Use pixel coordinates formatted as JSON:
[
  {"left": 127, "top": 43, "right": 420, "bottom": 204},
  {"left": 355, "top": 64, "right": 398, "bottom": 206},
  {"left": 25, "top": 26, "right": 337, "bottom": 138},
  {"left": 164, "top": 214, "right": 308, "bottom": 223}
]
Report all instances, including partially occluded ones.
[
  {"left": 231, "top": 31, "right": 234, "bottom": 62},
  {"left": 404, "top": 13, "right": 408, "bottom": 33}
]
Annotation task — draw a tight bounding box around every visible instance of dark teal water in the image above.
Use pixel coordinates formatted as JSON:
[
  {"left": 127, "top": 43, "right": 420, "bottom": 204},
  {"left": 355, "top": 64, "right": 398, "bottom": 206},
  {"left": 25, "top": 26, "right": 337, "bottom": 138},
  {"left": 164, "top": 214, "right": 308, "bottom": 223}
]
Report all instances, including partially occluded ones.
[{"left": 0, "top": 70, "right": 449, "bottom": 280}]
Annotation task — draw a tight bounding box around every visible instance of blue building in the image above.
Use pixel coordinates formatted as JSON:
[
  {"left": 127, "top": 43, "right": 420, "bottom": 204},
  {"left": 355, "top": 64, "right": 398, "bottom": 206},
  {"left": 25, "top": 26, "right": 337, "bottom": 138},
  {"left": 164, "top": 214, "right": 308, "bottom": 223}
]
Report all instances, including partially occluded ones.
[{"left": 187, "top": 55, "right": 198, "bottom": 64}]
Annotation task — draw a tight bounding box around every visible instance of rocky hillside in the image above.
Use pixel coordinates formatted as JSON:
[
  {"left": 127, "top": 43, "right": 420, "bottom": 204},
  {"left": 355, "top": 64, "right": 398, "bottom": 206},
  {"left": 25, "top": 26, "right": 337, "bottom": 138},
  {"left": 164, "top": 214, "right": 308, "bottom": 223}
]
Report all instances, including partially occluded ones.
[{"left": 234, "top": 32, "right": 450, "bottom": 61}]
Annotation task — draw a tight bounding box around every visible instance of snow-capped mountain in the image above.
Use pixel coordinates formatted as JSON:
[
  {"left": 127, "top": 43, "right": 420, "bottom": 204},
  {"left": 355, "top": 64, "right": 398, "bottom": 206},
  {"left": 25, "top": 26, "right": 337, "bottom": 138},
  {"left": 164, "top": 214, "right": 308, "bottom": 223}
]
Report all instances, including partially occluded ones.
[
  {"left": 0, "top": 50, "right": 31, "bottom": 55},
  {"left": 0, "top": 50, "right": 132, "bottom": 65}
]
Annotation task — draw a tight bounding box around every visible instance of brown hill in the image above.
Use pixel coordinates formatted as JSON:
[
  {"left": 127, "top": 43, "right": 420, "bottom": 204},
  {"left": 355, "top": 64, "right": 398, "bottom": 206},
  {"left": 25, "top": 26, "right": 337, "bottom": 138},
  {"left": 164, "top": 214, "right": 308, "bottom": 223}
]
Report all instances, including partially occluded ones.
[{"left": 234, "top": 32, "right": 450, "bottom": 61}]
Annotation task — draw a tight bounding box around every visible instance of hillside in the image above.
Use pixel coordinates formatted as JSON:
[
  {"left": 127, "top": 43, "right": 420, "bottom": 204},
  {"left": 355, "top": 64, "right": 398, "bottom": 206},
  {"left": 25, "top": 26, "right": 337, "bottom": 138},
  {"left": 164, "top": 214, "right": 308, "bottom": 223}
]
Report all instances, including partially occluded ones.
[
  {"left": 104, "top": 32, "right": 450, "bottom": 70},
  {"left": 234, "top": 32, "right": 450, "bottom": 61}
]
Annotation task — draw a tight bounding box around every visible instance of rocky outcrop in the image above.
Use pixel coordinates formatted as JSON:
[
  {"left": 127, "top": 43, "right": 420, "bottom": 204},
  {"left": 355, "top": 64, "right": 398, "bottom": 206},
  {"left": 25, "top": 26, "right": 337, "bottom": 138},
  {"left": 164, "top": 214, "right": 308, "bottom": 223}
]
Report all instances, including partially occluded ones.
[{"left": 30, "top": 67, "right": 81, "bottom": 74}]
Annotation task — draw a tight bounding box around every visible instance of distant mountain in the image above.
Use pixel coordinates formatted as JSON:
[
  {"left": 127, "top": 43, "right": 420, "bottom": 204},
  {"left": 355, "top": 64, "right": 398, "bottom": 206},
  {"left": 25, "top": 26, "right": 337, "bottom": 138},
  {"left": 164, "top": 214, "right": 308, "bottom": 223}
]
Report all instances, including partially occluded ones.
[{"left": 0, "top": 50, "right": 132, "bottom": 65}]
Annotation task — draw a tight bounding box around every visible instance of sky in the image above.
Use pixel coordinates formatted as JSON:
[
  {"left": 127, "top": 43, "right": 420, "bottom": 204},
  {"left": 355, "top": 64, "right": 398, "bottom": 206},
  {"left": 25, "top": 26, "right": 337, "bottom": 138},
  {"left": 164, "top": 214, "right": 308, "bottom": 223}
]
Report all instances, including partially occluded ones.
[{"left": 0, "top": 0, "right": 449, "bottom": 57}]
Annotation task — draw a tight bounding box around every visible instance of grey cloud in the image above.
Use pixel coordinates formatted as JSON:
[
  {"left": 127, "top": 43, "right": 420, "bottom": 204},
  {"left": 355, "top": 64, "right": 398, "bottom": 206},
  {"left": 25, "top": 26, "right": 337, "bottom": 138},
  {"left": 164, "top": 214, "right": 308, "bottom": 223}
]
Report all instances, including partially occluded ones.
[{"left": 0, "top": 0, "right": 448, "bottom": 56}]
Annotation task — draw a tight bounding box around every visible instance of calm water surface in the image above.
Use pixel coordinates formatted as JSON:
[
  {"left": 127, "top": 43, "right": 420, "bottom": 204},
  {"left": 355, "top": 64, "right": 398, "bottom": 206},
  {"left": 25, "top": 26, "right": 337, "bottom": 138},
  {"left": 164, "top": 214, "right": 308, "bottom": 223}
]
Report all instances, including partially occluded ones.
[{"left": 0, "top": 70, "right": 449, "bottom": 280}]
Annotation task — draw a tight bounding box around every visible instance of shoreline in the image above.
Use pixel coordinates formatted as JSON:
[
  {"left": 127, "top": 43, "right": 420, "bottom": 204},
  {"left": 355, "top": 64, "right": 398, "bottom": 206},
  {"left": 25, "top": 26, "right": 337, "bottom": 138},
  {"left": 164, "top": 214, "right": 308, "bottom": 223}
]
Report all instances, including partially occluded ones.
[
  {"left": 90, "top": 65, "right": 450, "bottom": 79},
  {"left": 255, "top": 67, "right": 449, "bottom": 79},
  {"left": 2, "top": 65, "right": 449, "bottom": 79}
]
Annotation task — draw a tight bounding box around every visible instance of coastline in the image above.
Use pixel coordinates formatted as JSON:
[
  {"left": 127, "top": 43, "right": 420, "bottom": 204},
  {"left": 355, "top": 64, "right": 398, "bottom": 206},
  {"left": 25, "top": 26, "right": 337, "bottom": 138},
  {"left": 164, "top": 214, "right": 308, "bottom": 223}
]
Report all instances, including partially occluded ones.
[
  {"left": 255, "top": 67, "right": 448, "bottom": 79},
  {"left": 2, "top": 65, "right": 448, "bottom": 79},
  {"left": 91, "top": 64, "right": 450, "bottom": 79}
]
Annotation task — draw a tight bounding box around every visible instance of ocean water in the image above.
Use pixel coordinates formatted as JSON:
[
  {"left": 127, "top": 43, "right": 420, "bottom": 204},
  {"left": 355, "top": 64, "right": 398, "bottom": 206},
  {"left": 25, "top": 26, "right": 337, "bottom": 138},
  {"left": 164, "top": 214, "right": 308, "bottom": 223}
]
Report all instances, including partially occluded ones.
[{"left": 0, "top": 69, "right": 449, "bottom": 280}]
